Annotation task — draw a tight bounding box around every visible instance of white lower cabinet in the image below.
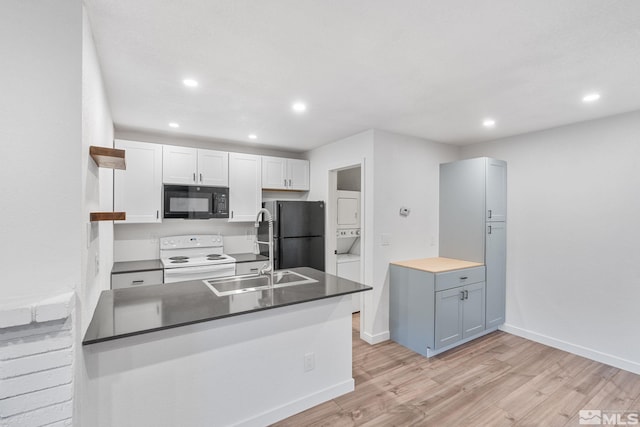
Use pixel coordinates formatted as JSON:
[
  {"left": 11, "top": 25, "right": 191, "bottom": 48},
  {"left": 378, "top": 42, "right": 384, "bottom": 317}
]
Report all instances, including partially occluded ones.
[
  {"left": 111, "top": 270, "right": 164, "bottom": 289},
  {"left": 229, "top": 153, "right": 261, "bottom": 222},
  {"left": 235, "top": 261, "right": 265, "bottom": 275}
]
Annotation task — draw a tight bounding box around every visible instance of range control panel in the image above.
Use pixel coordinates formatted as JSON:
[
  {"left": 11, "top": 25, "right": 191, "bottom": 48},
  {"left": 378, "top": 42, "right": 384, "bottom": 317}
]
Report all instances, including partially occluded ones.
[{"left": 337, "top": 229, "right": 361, "bottom": 238}]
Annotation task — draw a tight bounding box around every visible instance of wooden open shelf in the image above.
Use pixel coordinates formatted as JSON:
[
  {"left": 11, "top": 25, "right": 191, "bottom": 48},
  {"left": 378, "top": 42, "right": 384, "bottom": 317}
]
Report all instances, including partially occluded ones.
[
  {"left": 90, "top": 212, "right": 126, "bottom": 222},
  {"left": 90, "top": 146, "right": 126, "bottom": 170}
]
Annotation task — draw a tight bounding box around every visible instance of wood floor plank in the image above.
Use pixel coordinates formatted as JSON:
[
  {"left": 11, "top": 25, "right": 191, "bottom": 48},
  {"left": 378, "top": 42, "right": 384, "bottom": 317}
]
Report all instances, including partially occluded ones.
[{"left": 272, "top": 314, "right": 640, "bottom": 427}]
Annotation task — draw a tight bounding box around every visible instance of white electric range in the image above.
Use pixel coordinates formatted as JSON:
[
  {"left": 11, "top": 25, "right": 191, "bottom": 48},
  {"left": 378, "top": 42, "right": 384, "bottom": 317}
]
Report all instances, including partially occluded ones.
[{"left": 160, "top": 235, "right": 236, "bottom": 283}]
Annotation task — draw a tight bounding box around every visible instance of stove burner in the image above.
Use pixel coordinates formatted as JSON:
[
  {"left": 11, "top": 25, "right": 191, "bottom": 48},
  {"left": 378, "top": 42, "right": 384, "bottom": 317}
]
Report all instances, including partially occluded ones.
[
  {"left": 169, "top": 256, "right": 189, "bottom": 261},
  {"left": 206, "top": 254, "right": 224, "bottom": 260},
  {"left": 171, "top": 260, "right": 189, "bottom": 264}
]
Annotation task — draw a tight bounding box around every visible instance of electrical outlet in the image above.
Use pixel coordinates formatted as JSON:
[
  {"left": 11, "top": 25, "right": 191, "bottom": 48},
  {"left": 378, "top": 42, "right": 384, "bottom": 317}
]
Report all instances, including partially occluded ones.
[
  {"left": 304, "top": 353, "right": 315, "bottom": 372},
  {"left": 381, "top": 233, "right": 391, "bottom": 246}
]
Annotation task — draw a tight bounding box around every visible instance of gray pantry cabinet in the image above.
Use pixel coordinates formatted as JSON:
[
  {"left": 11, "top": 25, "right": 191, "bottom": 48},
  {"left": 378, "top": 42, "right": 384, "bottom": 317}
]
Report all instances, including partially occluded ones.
[
  {"left": 440, "top": 157, "right": 507, "bottom": 331},
  {"left": 389, "top": 157, "right": 507, "bottom": 357}
]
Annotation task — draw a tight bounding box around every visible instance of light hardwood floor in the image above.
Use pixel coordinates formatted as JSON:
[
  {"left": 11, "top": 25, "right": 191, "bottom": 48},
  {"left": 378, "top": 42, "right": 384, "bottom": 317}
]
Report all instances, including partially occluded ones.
[{"left": 273, "top": 313, "right": 640, "bottom": 426}]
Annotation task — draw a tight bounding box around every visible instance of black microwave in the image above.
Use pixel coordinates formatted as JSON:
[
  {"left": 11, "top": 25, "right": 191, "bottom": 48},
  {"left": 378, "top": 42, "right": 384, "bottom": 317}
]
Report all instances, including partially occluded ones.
[{"left": 163, "top": 185, "right": 229, "bottom": 219}]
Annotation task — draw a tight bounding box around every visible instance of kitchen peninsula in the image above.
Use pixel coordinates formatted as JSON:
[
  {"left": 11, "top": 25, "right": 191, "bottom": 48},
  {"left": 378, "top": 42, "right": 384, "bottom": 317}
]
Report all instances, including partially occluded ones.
[{"left": 82, "top": 267, "right": 370, "bottom": 427}]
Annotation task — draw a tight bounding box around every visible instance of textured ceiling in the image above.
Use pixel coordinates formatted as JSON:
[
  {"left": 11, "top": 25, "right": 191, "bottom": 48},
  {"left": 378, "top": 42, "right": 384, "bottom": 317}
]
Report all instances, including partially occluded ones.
[{"left": 84, "top": 0, "right": 640, "bottom": 151}]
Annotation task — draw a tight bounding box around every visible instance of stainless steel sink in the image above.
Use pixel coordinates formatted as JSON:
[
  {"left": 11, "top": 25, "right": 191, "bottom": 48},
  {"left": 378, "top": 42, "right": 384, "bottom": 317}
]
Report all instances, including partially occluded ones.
[{"left": 203, "top": 270, "right": 317, "bottom": 297}]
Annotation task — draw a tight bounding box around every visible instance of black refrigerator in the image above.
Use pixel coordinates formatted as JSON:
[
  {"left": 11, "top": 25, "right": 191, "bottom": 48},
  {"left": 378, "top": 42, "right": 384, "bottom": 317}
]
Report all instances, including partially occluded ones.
[{"left": 258, "top": 201, "right": 325, "bottom": 271}]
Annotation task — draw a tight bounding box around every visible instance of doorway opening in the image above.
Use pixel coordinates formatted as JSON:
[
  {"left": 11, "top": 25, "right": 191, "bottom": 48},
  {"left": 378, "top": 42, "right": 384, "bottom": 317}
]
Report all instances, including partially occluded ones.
[{"left": 328, "top": 164, "right": 363, "bottom": 314}]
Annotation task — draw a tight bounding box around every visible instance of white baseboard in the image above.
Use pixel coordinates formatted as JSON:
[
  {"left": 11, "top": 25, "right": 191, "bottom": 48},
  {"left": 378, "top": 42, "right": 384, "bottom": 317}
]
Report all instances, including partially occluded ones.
[
  {"left": 500, "top": 323, "right": 640, "bottom": 375},
  {"left": 237, "top": 379, "right": 355, "bottom": 427},
  {"left": 361, "top": 330, "right": 390, "bottom": 345}
]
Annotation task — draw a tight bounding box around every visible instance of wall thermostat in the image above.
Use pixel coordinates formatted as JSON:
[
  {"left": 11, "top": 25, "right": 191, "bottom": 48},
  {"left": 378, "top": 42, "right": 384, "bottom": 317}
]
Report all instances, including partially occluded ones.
[{"left": 399, "top": 207, "right": 410, "bottom": 217}]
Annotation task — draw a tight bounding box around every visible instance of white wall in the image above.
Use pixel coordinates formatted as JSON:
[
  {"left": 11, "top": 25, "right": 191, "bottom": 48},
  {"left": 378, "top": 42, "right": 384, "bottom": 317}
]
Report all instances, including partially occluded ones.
[
  {"left": 461, "top": 110, "right": 640, "bottom": 373},
  {"left": 0, "top": 0, "right": 82, "bottom": 301},
  {"left": 306, "top": 130, "right": 375, "bottom": 338},
  {"left": 306, "top": 129, "right": 459, "bottom": 343},
  {"left": 370, "top": 130, "right": 459, "bottom": 341},
  {"left": 78, "top": 7, "right": 116, "bottom": 426},
  {"left": 81, "top": 7, "right": 114, "bottom": 333}
]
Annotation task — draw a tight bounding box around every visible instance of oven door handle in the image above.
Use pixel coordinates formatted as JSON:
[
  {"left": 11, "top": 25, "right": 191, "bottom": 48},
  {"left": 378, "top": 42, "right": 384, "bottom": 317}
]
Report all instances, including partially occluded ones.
[{"left": 164, "top": 263, "right": 235, "bottom": 276}]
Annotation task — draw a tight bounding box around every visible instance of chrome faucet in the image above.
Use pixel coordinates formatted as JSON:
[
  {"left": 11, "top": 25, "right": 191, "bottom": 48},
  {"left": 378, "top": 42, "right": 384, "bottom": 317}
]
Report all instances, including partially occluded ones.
[{"left": 254, "top": 208, "right": 274, "bottom": 285}]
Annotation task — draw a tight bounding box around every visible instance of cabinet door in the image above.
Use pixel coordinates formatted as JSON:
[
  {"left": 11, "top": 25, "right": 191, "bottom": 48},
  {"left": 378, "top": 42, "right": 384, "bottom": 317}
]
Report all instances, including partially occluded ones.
[
  {"left": 462, "top": 282, "right": 486, "bottom": 338},
  {"left": 229, "top": 153, "right": 262, "bottom": 222},
  {"left": 337, "top": 191, "right": 360, "bottom": 227},
  {"left": 287, "top": 159, "right": 310, "bottom": 191},
  {"left": 435, "top": 287, "right": 464, "bottom": 349},
  {"left": 261, "top": 156, "right": 287, "bottom": 190},
  {"left": 197, "top": 149, "right": 229, "bottom": 187},
  {"left": 114, "top": 140, "right": 162, "bottom": 223},
  {"left": 162, "top": 145, "right": 197, "bottom": 185},
  {"left": 486, "top": 158, "right": 507, "bottom": 222},
  {"left": 486, "top": 222, "right": 506, "bottom": 328}
]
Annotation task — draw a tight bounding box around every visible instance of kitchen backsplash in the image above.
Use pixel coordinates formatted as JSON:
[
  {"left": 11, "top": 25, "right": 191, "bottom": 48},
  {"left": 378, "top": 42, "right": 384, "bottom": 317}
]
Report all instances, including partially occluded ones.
[{"left": 114, "top": 220, "right": 257, "bottom": 261}]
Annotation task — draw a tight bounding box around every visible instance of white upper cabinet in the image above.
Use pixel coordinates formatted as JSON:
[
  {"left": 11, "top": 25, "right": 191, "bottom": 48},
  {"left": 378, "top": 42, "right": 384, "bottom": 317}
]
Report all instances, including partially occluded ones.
[
  {"left": 163, "top": 145, "right": 229, "bottom": 187},
  {"left": 261, "top": 156, "right": 309, "bottom": 191},
  {"left": 287, "top": 158, "right": 310, "bottom": 191},
  {"left": 162, "top": 145, "right": 197, "bottom": 185},
  {"left": 229, "top": 153, "right": 262, "bottom": 222},
  {"left": 197, "top": 149, "right": 229, "bottom": 187},
  {"left": 262, "top": 156, "right": 287, "bottom": 189},
  {"left": 114, "top": 139, "right": 162, "bottom": 223}
]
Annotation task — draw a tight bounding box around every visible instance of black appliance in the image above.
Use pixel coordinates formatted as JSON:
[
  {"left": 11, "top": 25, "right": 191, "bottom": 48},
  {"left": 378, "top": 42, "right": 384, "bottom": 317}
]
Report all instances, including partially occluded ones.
[
  {"left": 163, "top": 185, "right": 229, "bottom": 219},
  {"left": 258, "top": 201, "right": 325, "bottom": 271}
]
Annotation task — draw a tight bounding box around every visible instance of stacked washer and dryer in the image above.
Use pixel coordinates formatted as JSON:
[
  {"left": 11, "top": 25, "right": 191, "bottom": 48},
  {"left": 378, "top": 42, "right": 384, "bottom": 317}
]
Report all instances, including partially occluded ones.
[{"left": 335, "top": 190, "right": 362, "bottom": 312}]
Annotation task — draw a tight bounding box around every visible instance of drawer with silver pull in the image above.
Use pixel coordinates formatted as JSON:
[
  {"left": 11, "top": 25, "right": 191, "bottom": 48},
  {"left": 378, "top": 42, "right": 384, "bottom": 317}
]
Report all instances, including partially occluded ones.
[
  {"left": 111, "top": 270, "right": 164, "bottom": 289},
  {"left": 235, "top": 261, "right": 266, "bottom": 276},
  {"left": 435, "top": 266, "right": 485, "bottom": 292}
]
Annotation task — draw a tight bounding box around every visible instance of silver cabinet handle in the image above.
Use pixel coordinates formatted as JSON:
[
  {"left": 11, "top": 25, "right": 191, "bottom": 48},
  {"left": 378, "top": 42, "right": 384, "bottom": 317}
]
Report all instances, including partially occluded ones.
[
  {"left": 193, "top": 172, "right": 196, "bottom": 182},
  {"left": 465, "top": 290, "right": 469, "bottom": 300},
  {"left": 289, "top": 179, "right": 292, "bottom": 187},
  {"left": 249, "top": 268, "right": 259, "bottom": 272},
  {"left": 231, "top": 211, "right": 234, "bottom": 219},
  {"left": 284, "top": 179, "right": 287, "bottom": 187},
  {"left": 156, "top": 210, "right": 159, "bottom": 219},
  {"left": 132, "top": 280, "right": 144, "bottom": 285},
  {"left": 488, "top": 209, "right": 492, "bottom": 219},
  {"left": 460, "top": 290, "right": 465, "bottom": 300},
  {"left": 460, "top": 276, "right": 468, "bottom": 280},
  {"left": 200, "top": 173, "right": 203, "bottom": 182},
  {"left": 488, "top": 225, "right": 492, "bottom": 235}
]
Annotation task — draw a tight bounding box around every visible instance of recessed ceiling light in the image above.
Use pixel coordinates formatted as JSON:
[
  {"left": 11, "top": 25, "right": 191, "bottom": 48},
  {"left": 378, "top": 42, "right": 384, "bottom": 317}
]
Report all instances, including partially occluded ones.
[
  {"left": 483, "top": 119, "right": 496, "bottom": 128},
  {"left": 183, "top": 79, "right": 198, "bottom": 88},
  {"left": 248, "top": 134, "right": 257, "bottom": 140},
  {"left": 582, "top": 93, "right": 601, "bottom": 103},
  {"left": 292, "top": 102, "right": 307, "bottom": 113},
  {"left": 168, "top": 122, "right": 180, "bottom": 128}
]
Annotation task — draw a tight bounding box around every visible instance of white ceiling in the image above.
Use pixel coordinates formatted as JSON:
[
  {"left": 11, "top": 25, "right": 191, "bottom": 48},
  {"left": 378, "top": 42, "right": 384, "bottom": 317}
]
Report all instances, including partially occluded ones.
[{"left": 84, "top": 0, "right": 640, "bottom": 152}]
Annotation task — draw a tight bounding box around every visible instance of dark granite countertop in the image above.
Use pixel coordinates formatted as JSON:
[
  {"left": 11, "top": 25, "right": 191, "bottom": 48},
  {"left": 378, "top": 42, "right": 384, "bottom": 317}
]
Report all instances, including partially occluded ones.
[
  {"left": 83, "top": 267, "right": 371, "bottom": 345},
  {"left": 228, "top": 253, "right": 268, "bottom": 263},
  {"left": 112, "top": 259, "right": 164, "bottom": 274}
]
